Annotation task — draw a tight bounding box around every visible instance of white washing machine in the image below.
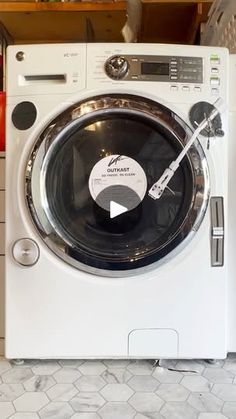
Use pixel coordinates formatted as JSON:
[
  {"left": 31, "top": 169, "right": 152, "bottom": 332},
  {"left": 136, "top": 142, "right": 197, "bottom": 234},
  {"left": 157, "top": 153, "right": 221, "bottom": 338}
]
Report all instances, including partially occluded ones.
[
  {"left": 5, "top": 43, "right": 229, "bottom": 359},
  {"left": 228, "top": 54, "right": 236, "bottom": 352}
]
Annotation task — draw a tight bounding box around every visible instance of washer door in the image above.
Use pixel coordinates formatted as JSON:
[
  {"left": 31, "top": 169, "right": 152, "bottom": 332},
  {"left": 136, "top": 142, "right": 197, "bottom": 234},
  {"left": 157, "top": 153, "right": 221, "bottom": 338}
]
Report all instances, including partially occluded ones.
[{"left": 26, "top": 94, "right": 209, "bottom": 276}]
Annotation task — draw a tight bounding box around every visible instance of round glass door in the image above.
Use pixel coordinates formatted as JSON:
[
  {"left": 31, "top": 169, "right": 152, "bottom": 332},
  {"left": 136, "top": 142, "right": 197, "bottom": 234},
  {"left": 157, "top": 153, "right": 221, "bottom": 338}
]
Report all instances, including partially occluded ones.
[{"left": 26, "top": 94, "right": 209, "bottom": 276}]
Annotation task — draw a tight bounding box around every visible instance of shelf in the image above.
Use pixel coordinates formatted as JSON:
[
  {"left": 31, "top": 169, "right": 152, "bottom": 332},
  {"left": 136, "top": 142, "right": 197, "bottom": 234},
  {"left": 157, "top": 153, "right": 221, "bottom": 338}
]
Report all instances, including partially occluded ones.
[
  {"left": 141, "top": 0, "right": 212, "bottom": 3},
  {"left": 0, "top": 1, "right": 127, "bottom": 43},
  {"left": 139, "top": 0, "right": 213, "bottom": 44},
  {"left": 0, "top": 0, "right": 214, "bottom": 45}
]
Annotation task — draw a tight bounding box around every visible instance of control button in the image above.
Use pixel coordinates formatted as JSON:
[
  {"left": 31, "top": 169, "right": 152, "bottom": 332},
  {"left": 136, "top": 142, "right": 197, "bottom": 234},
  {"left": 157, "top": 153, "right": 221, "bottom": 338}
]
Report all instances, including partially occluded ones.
[
  {"left": 131, "top": 75, "right": 138, "bottom": 80},
  {"left": 170, "top": 75, "right": 177, "bottom": 80},
  {"left": 211, "top": 87, "right": 219, "bottom": 95},
  {"left": 210, "top": 77, "right": 220, "bottom": 85},
  {"left": 170, "top": 68, "right": 178, "bottom": 73},
  {"left": 194, "top": 86, "right": 201, "bottom": 92},
  {"left": 182, "top": 86, "right": 190, "bottom": 92},
  {"left": 12, "top": 238, "right": 40, "bottom": 266},
  {"left": 170, "top": 85, "right": 178, "bottom": 91},
  {"left": 131, "top": 58, "right": 138, "bottom": 62},
  {"left": 171, "top": 60, "right": 177, "bottom": 65},
  {"left": 210, "top": 55, "right": 220, "bottom": 65},
  {"left": 211, "top": 67, "right": 219, "bottom": 74}
]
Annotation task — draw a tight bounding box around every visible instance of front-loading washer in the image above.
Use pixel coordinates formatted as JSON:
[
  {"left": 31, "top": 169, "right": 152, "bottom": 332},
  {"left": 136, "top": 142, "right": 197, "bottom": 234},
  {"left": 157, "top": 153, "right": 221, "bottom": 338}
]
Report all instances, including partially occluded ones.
[
  {"left": 5, "top": 43, "right": 229, "bottom": 359},
  {"left": 228, "top": 54, "right": 236, "bottom": 352}
]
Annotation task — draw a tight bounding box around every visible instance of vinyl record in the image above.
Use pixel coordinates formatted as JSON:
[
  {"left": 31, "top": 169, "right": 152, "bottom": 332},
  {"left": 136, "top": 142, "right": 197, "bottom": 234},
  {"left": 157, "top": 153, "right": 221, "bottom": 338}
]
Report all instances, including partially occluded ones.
[{"left": 45, "top": 112, "right": 193, "bottom": 270}]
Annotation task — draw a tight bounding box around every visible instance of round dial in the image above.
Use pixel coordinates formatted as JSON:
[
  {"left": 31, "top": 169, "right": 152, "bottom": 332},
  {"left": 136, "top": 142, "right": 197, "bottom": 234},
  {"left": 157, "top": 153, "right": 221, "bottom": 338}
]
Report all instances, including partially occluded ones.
[
  {"left": 189, "top": 101, "right": 224, "bottom": 137},
  {"left": 105, "top": 56, "right": 129, "bottom": 80}
]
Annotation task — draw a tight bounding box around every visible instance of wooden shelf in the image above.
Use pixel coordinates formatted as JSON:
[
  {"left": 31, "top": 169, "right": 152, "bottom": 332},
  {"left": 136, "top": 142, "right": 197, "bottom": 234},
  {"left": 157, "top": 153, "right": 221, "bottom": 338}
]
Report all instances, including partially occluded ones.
[
  {"left": 0, "top": 1, "right": 127, "bottom": 43},
  {"left": 0, "top": 0, "right": 213, "bottom": 45},
  {"left": 139, "top": 0, "right": 213, "bottom": 44},
  {"left": 141, "top": 0, "right": 212, "bottom": 3}
]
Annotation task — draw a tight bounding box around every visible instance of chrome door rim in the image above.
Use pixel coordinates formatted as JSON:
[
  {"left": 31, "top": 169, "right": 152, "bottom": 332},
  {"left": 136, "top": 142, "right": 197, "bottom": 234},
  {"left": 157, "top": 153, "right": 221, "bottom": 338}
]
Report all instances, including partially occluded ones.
[{"left": 25, "top": 94, "right": 210, "bottom": 277}]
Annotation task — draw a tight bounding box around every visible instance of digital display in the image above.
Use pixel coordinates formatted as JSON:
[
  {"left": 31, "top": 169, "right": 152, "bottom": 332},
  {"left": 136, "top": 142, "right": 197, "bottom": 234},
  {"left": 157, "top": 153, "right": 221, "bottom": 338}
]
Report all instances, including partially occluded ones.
[{"left": 141, "top": 62, "right": 170, "bottom": 76}]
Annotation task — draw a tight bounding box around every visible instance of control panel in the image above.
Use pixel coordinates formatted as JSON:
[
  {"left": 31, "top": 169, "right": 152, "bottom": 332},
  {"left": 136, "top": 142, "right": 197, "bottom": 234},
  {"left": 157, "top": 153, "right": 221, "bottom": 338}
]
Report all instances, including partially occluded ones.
[
  {"left": 210, "top": 54, "right": 221, "bottom": 96},
  {"left": 105, "top": 54, "right": 203, "bottom": 84}
]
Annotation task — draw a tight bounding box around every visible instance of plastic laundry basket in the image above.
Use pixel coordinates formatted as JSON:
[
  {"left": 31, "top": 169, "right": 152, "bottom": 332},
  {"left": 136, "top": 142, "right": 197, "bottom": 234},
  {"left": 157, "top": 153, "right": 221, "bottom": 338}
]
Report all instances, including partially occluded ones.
[{"left": 201, "top": 0, "right": 236, "bottom": 52}]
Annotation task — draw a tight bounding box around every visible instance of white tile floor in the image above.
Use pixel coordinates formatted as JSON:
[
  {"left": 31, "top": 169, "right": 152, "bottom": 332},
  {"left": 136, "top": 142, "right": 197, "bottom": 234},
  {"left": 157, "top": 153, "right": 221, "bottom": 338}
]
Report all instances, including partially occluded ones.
[{"left": 0, "top": 356, "right": 236, "bottom": 418}]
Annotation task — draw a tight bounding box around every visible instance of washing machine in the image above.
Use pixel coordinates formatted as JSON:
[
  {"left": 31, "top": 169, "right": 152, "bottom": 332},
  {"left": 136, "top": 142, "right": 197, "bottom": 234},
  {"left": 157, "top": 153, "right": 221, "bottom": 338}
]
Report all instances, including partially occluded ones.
[
  {"left": 5, "top": 43, "right": 229, "bottom": 359},
  {"left": 228, "top": 54, "right": 236, "bottom": 352}
]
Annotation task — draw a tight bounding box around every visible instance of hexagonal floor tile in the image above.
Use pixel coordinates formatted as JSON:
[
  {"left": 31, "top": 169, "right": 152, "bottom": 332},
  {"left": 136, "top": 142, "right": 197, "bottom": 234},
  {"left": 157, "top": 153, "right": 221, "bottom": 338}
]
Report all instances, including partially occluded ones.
[
  {"left": 128, "top": 376, "right": 159, "bottom": 392},
  {"left": 2, "top": 368, "right": 33, "bottom": 384},
  {"left": 134, "top": 413, "right": 165, "bottom": 419},
  {"left": 58, "top": 360, "right": 84, "bottom": 368},
  {"left": 129, "top": 392, "right": 164, "bottom": 412},
  {"left": 156, "top": 383, "right": 189, "bottom": 401},
  {"left": 222, "top": 402, "right": 236, "bottom": 419},
  {"left": 0, "top": 401, "right": 15, "bottom": 419},
  {"left": 10, "top": 414, "right": 39, "bottom": 419},
  {"left": 39, "top": 401, "right": 74, "bottom": 419},
  {"left": 101, "top": 383, "right": 134, "bottom": 401},
  {"left": 53, "top": 368, "right": 81, "bottom": 383},
  {"left": 0, "top": 383, "right": 25, "bottom": 401},
  {"left": 14, "top": 392, "right": 49, "bottom": 412},
  {"left": 152, "top": 367, "right": 183, "bottom": 384},
  {"left": 78, "top": 361, "right": 107, "bottom": 376},
  {"left": 212, "top": 383, "right": 236, "bottom": 401},
  {"left": 0, "top": 360, "right": 12, "bottom": 374},
  {"left": 160, "top": 402, "right": 198, "bottom": 419},
  {"left": 23, "top": 375, "right": 56, "bottom": 392},
  {"left": 198, "top": 414, "right": 228, "bottom": 419},
  {"left": 188, "top": 392, "right": 223, "bottom": 412},
  {"left": 127, "top": 361, "right": 154, "bottom": 376},
  {"left": 203, "top": 368, "right": 234, "bottom": 383},
  {"left": 158, "top": 360, "right": 178, "bottom": 369},
  {"left": 181, "top": 376, "right": 212, "bottom": 392},
  {"left": 70, "top": 414, "right": 100, "bottom": 419},
  {"left": 46, "top": 383, "right": 78, "bottom": 401},
  {"left": 75, "top": 376, "right": 106, "bottom": 392},
  {"left": 70, "top": 392, "right": 105, "bottom": 412},
  {"left": 102, "top": 368, "right": 132, "bottom": 384},
  {"left": 174, "top": 360, "right": 205, "bottom": 375},
  {"left": 99, "top": 401, "right": 135, "bottom": 419},
  {"left": 103, "top": 360, "right": 130, "bottom": 369},
  {"left": 32, "top": 361, "right": 61, "bottom": 376},
  {"left": 224, "top": 359, "right": 236, "bottom": 375}
]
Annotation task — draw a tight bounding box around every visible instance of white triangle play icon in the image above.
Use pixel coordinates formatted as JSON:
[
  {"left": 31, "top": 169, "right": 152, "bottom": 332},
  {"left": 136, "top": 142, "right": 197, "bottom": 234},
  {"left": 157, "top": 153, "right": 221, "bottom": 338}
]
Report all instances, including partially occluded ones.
[{"left": 110, "top": 200, "right": 128, "bottom": 219}]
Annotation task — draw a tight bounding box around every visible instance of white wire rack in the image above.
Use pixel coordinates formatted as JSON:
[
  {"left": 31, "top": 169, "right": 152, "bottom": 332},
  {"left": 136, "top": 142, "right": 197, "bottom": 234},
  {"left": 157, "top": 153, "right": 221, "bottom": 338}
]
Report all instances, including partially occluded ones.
[{"left": 201, "top": 0, "right": 236, "bottom": 52}]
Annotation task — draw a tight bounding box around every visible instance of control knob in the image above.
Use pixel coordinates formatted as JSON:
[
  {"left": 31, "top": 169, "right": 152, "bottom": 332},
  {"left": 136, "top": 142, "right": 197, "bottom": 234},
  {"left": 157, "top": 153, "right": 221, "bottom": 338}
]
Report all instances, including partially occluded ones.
[{"left": 105, "top": 56, "right": 129, "bottom": 80}]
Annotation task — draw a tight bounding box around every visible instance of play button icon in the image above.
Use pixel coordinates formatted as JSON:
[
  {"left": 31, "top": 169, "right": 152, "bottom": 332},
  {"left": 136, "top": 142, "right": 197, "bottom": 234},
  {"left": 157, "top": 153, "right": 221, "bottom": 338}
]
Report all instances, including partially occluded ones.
[
  {"left": 95, "top": 185, "right": 142, "bottom": 216},
  {"left": 110, "top": 200, "right": 128, "bottom": 219}
]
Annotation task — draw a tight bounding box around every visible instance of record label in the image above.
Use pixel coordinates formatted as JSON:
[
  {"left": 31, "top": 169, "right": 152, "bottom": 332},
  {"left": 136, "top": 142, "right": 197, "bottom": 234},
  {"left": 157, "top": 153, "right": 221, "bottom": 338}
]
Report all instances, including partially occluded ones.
[{"left": 88, "top": 154, "right": 147, "bottom": 211}]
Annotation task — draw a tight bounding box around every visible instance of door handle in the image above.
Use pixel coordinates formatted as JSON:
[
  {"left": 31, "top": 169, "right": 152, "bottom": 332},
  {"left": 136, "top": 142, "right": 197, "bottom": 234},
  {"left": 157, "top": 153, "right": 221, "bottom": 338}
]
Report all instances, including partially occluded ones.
[{"left": 210, "top": 197, "right": 224, "bottom": 267}]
